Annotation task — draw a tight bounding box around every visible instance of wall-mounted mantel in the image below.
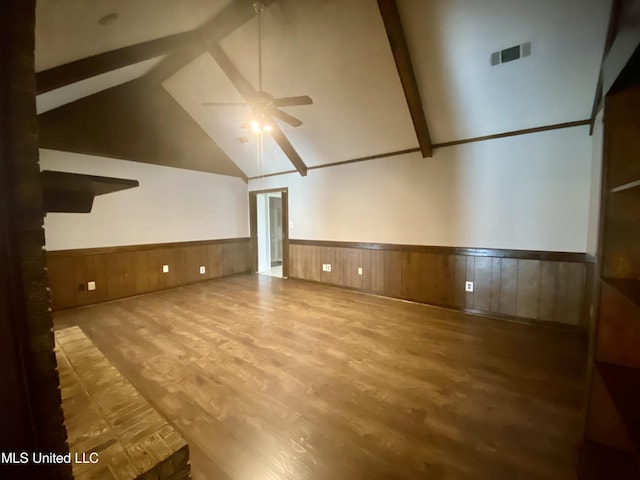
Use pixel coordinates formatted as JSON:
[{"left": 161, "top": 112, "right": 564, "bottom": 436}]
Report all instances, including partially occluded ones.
[{"left": 41, "top": 170, "right": 139, "bottom": 213}]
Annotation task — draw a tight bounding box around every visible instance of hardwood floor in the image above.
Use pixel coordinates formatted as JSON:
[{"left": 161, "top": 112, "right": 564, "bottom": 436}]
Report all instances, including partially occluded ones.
[{"left": 53, "top": 274, "right": 586, "bottom": 480}]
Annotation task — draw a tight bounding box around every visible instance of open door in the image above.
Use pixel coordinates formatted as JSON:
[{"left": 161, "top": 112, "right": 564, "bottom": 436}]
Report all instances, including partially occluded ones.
[{"left": 249, "top": 188, "right": 289, "bottom": 278}]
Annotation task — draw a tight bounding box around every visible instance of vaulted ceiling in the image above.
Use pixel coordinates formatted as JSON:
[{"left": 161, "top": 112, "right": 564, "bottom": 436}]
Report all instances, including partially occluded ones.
[{"left": 35, "top": 0, "right": 612, "bottom": 180}]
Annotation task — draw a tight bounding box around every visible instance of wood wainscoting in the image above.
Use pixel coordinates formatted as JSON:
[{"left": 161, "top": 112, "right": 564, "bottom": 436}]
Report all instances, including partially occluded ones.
[
  {"left": 47, "top": 238, "right": 251, "bottom": 311},
  {"left": 289, "top": 240, "right": 594, "bottom": 329}
]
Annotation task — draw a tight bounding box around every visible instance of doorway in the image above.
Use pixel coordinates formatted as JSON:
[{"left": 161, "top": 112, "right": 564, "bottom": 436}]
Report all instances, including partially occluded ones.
[{"left": 249, "top": 188, "right": 289, "bottom": 278}]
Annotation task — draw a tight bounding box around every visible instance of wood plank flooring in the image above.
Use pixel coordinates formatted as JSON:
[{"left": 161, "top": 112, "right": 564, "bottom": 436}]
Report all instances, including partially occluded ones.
[{"left": 53, "top": 274, "right": 586, "bottom": 480}]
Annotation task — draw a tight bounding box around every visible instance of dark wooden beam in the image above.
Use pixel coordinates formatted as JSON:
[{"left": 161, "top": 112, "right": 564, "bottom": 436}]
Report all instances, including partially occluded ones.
[
  {"left": 36, "top": 30, "right": 198, "bottom": 94},
  {"left": 37, "top": 0, "right": 276, "bottom": 94},
  {"left": 589, "top": 0, "right": 623, "bottom": 134},
  {"left": 208, "top": 44, "right": 308, "bottom": 176},
  {"left": 377, "top": 0, "right": 432, "bottom": 158},
  {"left": 270, "top": 125, "right": 308, "bottom": 176},
  {"left": 146, "top": 0, "right": 276, "bottom": 83}
]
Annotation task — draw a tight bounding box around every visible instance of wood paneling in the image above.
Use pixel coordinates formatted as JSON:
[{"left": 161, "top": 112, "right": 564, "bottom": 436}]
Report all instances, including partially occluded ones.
[
  {"left": 516, "top": 260, "right": 541, "bottom": 320},
  {"left": 38, "top": 79, "right": 246, "bottom": 179},
  {"left": 499, "top": 258, "right": 518, "bottom": 317},
  {"left": 453, "top": 255, "right": 467, "bottom": 308},
  {"left": 473, "top": 256, "right": 492, "bottom": 311},
  {"left": 47, "top": 238, "right": 251, "bottom": 311},
  {"left": 288, "top": 240, "right": 588, "bottom": 328}
]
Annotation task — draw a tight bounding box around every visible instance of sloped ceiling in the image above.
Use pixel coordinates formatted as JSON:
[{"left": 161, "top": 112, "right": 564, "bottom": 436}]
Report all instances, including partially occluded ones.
[
  {"left": 35, "top": 0, "right": 232, "bottom": 71},
  {"left": 35, "top": 0, "right": 611, "bottom": 179},
  {"left": 163, "top": 0, "right": 417, "bottom": 177},
  {"left": 38, "top": 79, "right": 246, "bottom": 179},
  {"left": 398, "top": 0, "right": 611, "bottom": 142}
]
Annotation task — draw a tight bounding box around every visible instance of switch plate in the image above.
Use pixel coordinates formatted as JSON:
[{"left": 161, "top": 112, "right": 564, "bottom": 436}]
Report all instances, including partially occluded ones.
[
  {"left": 465, "top": 281, "right": 474, "bottom": 292},
  {"left": 199, "top": 266, "right": 206, "bottom": 274},
  {"left": 87, "top": 281, "right": 96, "bottom": 291},
  {"left": 357, "top": 267, "right": 363, "bottom": 276},
  {"left": 326, "top": 264, "right": 332, "bottom": 272},
  {"left": 162, "top": 264, "right": 169, "bottom": 273}
]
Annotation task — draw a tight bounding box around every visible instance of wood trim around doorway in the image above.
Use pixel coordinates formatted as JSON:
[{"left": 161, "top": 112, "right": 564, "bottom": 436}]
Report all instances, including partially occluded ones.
[{"left": 249, "top": 188, "right": 289, "bottom": 278}]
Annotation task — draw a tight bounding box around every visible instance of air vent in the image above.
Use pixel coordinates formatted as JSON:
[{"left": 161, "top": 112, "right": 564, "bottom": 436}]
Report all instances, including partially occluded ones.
[{"left": 490, "top": 42, "right": 531, "bottom": 66}]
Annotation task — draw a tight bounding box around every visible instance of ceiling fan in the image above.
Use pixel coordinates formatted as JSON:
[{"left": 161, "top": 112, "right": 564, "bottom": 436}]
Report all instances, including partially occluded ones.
[{"left": 202, "top": 2, "right": 313, "bottom": 132}]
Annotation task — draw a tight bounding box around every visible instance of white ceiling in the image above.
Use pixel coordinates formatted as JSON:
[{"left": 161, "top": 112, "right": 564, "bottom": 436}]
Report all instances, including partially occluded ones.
[
  {"left": 35, "top": 0, "right": 611, "bottom": 178},
  {"left": 163, "top": 52, "right": 296, "bottom": 177},
  {"left": 399, "top": 0, "right": 611, "bottom": 142},
  {"left": 163, "top": 0, "right": 417, "bottom": 177},
  {"left": 35, "top": 0, "right": 232, "bottom": 71}
]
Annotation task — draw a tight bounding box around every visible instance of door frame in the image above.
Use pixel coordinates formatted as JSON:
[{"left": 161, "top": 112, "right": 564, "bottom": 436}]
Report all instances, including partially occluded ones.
[{"left": 249, "top": 187, "right": 289, "bottom": 278}]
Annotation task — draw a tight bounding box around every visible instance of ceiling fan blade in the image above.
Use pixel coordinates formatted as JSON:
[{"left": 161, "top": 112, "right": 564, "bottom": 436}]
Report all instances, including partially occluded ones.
[
  {"left": 270, "top": 108, "right": 303, "bottom": 127},
  {"left": 208, "top": 45, "right": 258, "bottom": 101},
  {"left": 270, "top": 122, "right": 307, "bottom": 176},
  {"left": 273, "top": 95, "right": 313, "bottom": 107},
  {"left": 202, "top": 102, "right": 247, "bottom": 107}
]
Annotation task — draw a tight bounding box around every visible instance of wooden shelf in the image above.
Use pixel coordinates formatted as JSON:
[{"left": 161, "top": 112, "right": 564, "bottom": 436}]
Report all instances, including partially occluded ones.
[
  {"left": 597, "top": 361, "right": 640, "bottom": 458},
  {"left": 610, "top": 179, "right": 640, "bottom": 194},
  {"left": 41, "top": 170, "right": 139, "bottom": 213},
  {"left": 578, "top": 441, "right": 639, "bottom": 480},
  {"left": 603, "top": 278, "right": 640, "bottom": 309}
]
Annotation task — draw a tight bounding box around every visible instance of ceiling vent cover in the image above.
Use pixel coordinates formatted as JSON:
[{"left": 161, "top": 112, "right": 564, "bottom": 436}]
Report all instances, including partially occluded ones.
[{"left": 490, "top": 42, "right": 531, "bottom": 66}]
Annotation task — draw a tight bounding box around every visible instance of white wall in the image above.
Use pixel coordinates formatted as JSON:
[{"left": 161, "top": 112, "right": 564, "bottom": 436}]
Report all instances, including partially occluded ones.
[
  {"left": 249, "top": 126, "right": 593, "bottom": 252},
  {"left": 586, "top": 110, "right": 604, "bottom": 256},
  {"left": 40, "top": 149, "right": 249, "bottom": 250}
]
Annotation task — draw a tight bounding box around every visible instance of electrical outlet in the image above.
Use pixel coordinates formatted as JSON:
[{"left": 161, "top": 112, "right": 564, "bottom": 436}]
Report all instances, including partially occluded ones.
[
  {"left": 357, "top": 267, "right": 363, "bottom": 276},
  {"left": 199, "top": 266, "right": 206, "bottom": 274},
  {"left": 465, "top": 281, "right": 474, "bottom": 292},
  {"left": 162, "top": 264, "right": 169, "bottom": 273},
  {"left": 87, "top": 281, "right": 96, "bottom": 291},
  {"left": 326, "top": 264, "right": 332, "bottom": 272}
]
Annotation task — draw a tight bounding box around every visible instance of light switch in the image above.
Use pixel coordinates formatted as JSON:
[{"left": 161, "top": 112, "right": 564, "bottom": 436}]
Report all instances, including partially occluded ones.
[
  {"left": 357, "top": 267, "right": 363, "bottom": 276},
  {"left": 326, "top": 264, "right": 332, "bottom": 272},
  {"left": 162, "top": 264, "right": 169, "bottom": 273},
  {"left": 199, "top": 266, "right": 206, "bottom": 274},
  {"left": 87, "top": 281, "right": 96, "bottom": 291}
]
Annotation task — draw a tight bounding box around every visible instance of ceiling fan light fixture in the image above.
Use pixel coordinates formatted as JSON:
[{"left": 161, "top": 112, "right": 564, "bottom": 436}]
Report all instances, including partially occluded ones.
[{"left": 250, "top": 119, "right": 272, "bottom": 133}]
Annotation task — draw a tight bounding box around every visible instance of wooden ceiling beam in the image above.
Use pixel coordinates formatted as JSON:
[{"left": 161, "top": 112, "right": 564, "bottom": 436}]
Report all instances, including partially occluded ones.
[
  {"left": 36, "top": 0, "right": 276, "bottom": 94},
  {"left": 36, "top": 31, "right": 198, "bottom": 94},
  {"left": 146, "top": 0, "right": 276, "bottom": 84},
  {"left": 377, "top": 0, "right": 432, "bottom": 158}
]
